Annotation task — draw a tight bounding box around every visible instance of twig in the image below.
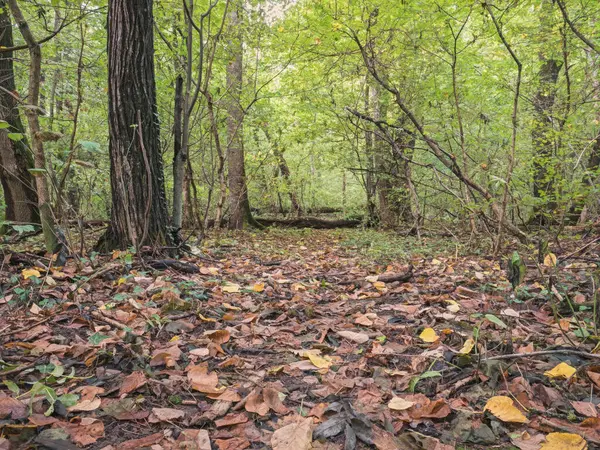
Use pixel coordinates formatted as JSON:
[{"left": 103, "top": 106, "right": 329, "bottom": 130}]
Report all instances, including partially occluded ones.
[{"left": 90, "top": 310, "right": 130, "bottom": 331}]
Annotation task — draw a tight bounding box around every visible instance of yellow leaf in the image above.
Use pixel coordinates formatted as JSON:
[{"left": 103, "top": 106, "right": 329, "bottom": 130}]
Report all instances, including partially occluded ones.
[
  {"left": 544, "top": 253, "right": 557, "bottom": 267},
  {"left": 222, "top": 303, "right": 241, "bottom": 311},
  {"left": 22, "top": 268, "right": 41, "bottom": 279},
  {"left": 222, "top": 283, "right": 240, "bottom": 293},
  {"left": 198, "top": 314, "right": 216, "bottom": 323},
  {"left": 484, "top": 396, "right": 529, "bottom": 423},
  {"left": 373, "top": 281, "right": 386, "bottom": 291},
  {"left": 446, "top": 300, "right": 460, "bottom": 313},
  {"left": 541, "top": 433, "right": 587, "bottom": 450},
  {"left": 45, "top": 276, "right": 56, "bottom": 286},
  {"left": 253, "top": 282, "right": 265, "bottom": 292},
  {"left": 459, "top": 338, "right": 475, "bottom": 355},
  {"left": 544, "top": 362, "right": 576, "bottom": 379},
  {"left": 307, "top": 352, "right": 332, "bottom": 369},
  {"left": 365, "top": 275, "right": 379, "bottom": 283},
  {"left": 117, "top": 277, "right": 127, "bottom": 286},
  {"left": 388, "top": 397, "right": 415, "bottom": 411},
  {"left": 419, "top": 327, "right": 439, "bottom": 343}
]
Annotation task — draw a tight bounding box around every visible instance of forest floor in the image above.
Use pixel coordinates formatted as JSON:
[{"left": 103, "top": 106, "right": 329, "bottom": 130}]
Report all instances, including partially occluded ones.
[{"left": 0, "top": 228, "right": 600, "bottom": 449}]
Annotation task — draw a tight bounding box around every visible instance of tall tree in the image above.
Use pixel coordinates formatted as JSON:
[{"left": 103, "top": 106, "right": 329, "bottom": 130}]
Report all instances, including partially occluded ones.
[
  {"left": 0, "top": 1, "right": 38, "bottom": 227},
  {"left": 532, "top": 0, "right": 561, "bottom": 222},
  {"left": 7, "top": 0, "right": 58, "bottom": 252},
  {"left": 226, "top": 0, "right": 251, "bottom": 229},
  {"left": 99, "top": 0, "right": 171, "bottom": 251}
]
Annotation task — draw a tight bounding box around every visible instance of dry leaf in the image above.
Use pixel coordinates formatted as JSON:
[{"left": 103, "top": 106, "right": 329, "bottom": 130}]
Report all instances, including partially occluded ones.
[
  {"left": 119, "top": 371, "right": 147, "bottom": 398},
  {"left": 540, "top": 432, "right": 587, "bottom": 450},
  {"left": 337, "top": 330, "right": 369, "bottom": 344},
  {"left": 544, "top": 253, "right": 557, "bottom": 267},
  {"left": 388, "top": 397, "right": 415, "bottom": 411},
  {"left": 271, "top": 417, "right": 313, "bottom": 450},
  {"left": 484, "top": 396, "right": 529, "bottom": 423},
  {"left": 252, "top": 282, "right": 265, "bottom": 292},
  {"left": 544, "top": 362, "right": 576, "bottom": 379},
  {"left": 459, "top": 338, "right": 475, "bottom": 355},
  {"left": 307, "top": 352, "right": 333, "bottom": 369},
  {"left": 22, "top": 268, "right": 41, "bottom": 279},
  {"left": 148, "top": 407, "right": 185, "bottom": 423},
  {"left": 222, "top": 283, "right": 241, "bottom": 293},
  {"left": 419, "top": 327, "right": 439, "bottom": 343},
  {"left": 204, "top": 329, "right": 231, "bottom": 344}
]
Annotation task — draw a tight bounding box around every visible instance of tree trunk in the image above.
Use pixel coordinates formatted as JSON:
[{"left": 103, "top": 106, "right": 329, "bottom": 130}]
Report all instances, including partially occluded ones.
[
  {"left": 226, "top": 0, "right": 251, "bottom": 230},
  {"left": 364, "top": 83, "right": 377, "bottom": 223},
  {"left": 532, "top": 0, "right": 561, "bottom": 222},
  {"left": 98, "top": 0, "right": 172, "bottom": 251},
  {"left": 0, "top": 2, "right": 38, "bottom": 227},
  {"left": 173, "top": 74, "right": 184, "bottom": 229},
  {"left": 7, "top": 0, "right": 58, "bottom": 252}
]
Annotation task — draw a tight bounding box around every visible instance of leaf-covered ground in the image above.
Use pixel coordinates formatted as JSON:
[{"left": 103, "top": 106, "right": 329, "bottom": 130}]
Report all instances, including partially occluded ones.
[{"left": 1, "top": 229, "right": 600, "bottom": 449}]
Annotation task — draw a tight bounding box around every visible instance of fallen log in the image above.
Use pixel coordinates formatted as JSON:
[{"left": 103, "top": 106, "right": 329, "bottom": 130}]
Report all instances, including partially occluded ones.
[{"left": 255, "top": 217, "right": 361, "bottom": 229}]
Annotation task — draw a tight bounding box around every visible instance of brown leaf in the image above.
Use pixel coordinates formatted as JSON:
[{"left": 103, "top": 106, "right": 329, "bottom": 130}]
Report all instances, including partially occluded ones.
[
  {"left": 148, "top": 407, "right": 185, "bottom": 423},
  {"left": 337, "top": 330, "right": 369, "bottom": 344},
  {"left": 271, "top": 417, "right": 313, "bottom": 450},
  {"left": 176, "top": 429, "right": 211, "bottom": 450},
  {"left": 215, "top": 413, "right": 249, "bottom": 428},
  {"left": 58, "top": 417, "right": 105, "bottom": 447},
  {"left": 572, "top": 401, "right": 598, "bottom": 418},
  {"left": 118, "top": 371, "right": 147, "bottom": 398},
  {"left": 119, "top": 432, "right": 164, "bottom": 450},
  {"left": 263, "top": 387, "right": 289, "bottom": 414},
  {"left": 188, "top": 364, "right": 223, "bottom": 394},
  {"left": 0, "top": 397, "right": 27, "bottom": 420},
  {"left": 215, "top": 437, "right": 250, "bottom": 450},
  {"left": 205, "top": 329, "right": 231, "bottom": 344},
  {"left": 245, "top": 390, "right": 270, "bottom": 416}
]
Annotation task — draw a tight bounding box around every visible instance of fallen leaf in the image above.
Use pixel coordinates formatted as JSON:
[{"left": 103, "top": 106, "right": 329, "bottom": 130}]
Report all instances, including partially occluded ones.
[
  {"left": 271, "top": 417, "right": 313, "bottom": 450},
  {"left": 419, "top": 327, "right": 439, "bottom": 343},
  {"left": 388, "top": 397, "right": 415, "bottom": 411},
  {"left": 337, "top": 330, "right": 369, "bottom": 344},
  {"left": 205, "top": 329, "right": 231, "bottom": 344},
  {"left": 148, "top": 407, "right": 185, "bottom": 423},
  {"left": 22, "top": 268, "right": 41, "bottom": 279},
  {"left": 458, "top": 338, "right": 475, "bottom": 354},
  {"left": 545, "top": 362, "right": 576, "bottom": 379},
  {"left": 540, "top": 432, "right": 587, "bottom": 450},
  {"left": 484, "top": 396, "right": 529, "bottom": 423},
  {"left": 119, "top": 371, "right": 147, "bottom": 398},
  {"left": 222, "top": 283, "right": 241, "bottom": 293},
  {"left": 307, "top": 352, "right": 333, "bottom": 369},
  {"left": 571, "top": 401, "right": 597, "bottom": 418}
]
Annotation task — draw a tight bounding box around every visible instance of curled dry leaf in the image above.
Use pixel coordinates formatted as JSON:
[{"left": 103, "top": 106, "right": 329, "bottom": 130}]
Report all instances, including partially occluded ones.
[
  {"left": 271, "top": 417, "right": 313, "bottom": 450},
  {"left": 188, "top": 364, "right": 224, "bottom": 394},
  {"left": 484, "top": 396, "right": 529, "bottom": 424}
]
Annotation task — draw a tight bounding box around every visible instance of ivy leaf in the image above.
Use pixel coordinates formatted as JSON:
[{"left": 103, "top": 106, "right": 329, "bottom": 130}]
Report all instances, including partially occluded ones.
[{"left": 88, "top": 332, "right": 110, "bottom": 345}]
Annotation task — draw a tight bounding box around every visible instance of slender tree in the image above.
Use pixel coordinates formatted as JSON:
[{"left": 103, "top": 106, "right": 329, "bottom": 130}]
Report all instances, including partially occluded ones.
[
  {"left": 0, "top": 1, "right": 38, "bottom": 227},
  {"left": 98, "top": 0, "right": 172, "bottom": 251},
  {"left": 7, "top": 0, "right": 58, "bottom": 252},
  {"left": 226, "top": 0, "right": 251, "bottom": 229}
]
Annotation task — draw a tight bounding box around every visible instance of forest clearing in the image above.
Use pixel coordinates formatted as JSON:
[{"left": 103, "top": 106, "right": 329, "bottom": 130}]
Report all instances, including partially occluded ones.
[{"left": 1, "top": 0, "right": 600, "bottom": 449}]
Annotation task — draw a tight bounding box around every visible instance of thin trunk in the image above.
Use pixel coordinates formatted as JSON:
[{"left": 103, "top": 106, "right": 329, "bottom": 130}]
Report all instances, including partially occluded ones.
[
  {"left": 226, "top": 0, "right": 250, "bottom": 229},
  {"left": 0, "top": 2, "right": 38, "bottom": 227},
  {"left": 364, "top": 83, "right": 377, "bottom": 223},
  {"left": 173, "top": 74, "right": 184, "bottom": 228},
  {"left": 98, "top": 0, "right": 171, "bottom": 251},
  {"left": 7, "top": 0, "right": 57, "bottom": 252}
]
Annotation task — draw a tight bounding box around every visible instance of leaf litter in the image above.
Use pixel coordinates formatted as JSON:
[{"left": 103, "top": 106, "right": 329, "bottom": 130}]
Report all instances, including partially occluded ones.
[{"left": 0, "top": 229, "right": 599, "bottom": 448}]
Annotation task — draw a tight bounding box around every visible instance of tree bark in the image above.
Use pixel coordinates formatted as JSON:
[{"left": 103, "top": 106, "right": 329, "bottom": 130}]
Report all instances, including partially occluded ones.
[
  {"left": 98, "top": 0, "right": 172, "bottom": 251},
  {"left": 7, "top": 0, "right": 58, "bottom": 252},
  {"left": 226, "top": 0, "right": 251, "bottom": 230},
  {"left": 0, "top": 2, "right": 38, "bottom": 227}
]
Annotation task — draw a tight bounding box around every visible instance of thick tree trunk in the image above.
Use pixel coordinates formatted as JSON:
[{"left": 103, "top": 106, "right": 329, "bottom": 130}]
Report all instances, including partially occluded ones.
[
  {"left": 364, "top": 84, "right": 377, "bottom": 223},
  {"left": 0, "top": 2, "right": 38, "bottom": 226},
  {"left": 226, "top": 0, "right": 251, "bottom": 230},
  {"left": 98, "top": 0, "right": 171, "bottom": 251},
  {"left": 8, "top": 0, "right": 58, "bottom": 252}
]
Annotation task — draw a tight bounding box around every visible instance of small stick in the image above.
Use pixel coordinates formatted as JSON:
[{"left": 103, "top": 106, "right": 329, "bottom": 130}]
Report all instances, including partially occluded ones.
[
  {"left": 91, "top": 310, "right": 130, "bottom": 331},
  {"left": 0, "top": 316, "right": 54, "bottom": 339}
]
